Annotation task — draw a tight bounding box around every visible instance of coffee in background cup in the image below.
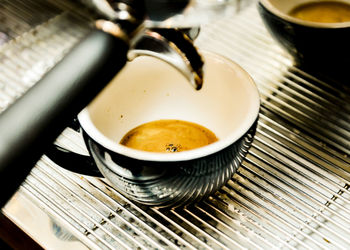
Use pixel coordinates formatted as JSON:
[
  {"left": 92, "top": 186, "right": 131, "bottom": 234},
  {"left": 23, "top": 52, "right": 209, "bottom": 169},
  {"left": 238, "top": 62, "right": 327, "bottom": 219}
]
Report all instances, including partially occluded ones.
[{"left": 289, "top": 1, "right": 350, "bottom": 23}]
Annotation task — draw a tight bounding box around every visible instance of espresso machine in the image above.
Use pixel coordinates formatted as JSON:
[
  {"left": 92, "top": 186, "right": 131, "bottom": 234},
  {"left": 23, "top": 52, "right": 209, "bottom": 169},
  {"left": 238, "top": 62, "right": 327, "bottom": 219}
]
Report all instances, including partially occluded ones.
[
  {"left": 1, "top": 0, "right": 350, "bottom": 249},
  {"left": 0, "top": 0, "right": 248, "bottom": 207}
]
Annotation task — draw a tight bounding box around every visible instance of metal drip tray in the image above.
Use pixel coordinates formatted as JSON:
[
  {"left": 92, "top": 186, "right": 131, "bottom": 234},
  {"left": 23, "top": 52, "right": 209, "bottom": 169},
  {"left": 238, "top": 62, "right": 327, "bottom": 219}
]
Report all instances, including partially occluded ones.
[{"left": 1, "top": 0, "right": 350, "bottom": 249}]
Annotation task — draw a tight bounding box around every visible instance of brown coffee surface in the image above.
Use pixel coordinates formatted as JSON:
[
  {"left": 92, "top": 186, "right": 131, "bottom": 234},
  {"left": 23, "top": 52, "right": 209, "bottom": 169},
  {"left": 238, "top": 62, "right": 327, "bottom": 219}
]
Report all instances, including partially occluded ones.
[
  {"left": 289, "top": 1, "right": 350, "bottom": 23},
  {"left": 120, "top": 119, "right": 218, "bottom": 153}
]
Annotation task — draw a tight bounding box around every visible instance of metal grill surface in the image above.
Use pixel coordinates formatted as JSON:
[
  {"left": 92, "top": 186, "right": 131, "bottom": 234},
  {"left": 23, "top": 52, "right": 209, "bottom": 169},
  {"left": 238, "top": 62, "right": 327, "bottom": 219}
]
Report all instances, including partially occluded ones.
[{"left": 1, "top": 0, "right": 350, "bottom": 249}]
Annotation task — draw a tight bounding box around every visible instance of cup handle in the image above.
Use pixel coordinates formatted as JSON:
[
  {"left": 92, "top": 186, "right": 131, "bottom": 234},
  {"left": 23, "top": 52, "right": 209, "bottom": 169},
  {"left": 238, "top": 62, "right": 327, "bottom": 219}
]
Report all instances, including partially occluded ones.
[{"left": 45, "top": 119, "right": 103, "bottom": 177}]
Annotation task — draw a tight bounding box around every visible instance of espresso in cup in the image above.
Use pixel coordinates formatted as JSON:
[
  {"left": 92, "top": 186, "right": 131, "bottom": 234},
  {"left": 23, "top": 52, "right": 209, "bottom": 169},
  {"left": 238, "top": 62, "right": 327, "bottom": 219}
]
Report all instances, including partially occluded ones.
[
  {"left": 289, "top": 1, "right": 350, "bottom": 23},
  {"left": 120, "top": 119, "right": 218, "bottom": 153}
]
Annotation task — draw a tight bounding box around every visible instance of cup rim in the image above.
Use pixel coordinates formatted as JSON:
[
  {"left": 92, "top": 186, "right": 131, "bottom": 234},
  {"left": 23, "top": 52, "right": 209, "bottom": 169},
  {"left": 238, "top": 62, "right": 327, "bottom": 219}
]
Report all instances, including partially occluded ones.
[
  {"left": 259, "top": 0, "right": 350, "bottom": 28},
  {"left": 78, "top": 51, "right": 260, "bottom": 162}
]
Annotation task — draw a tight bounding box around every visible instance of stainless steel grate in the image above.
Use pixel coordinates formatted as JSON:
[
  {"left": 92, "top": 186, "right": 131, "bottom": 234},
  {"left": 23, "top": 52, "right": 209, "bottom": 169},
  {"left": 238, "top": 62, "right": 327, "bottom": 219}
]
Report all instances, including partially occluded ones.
[{"left": 1, "top": 0, "right": 350, "bottom": 249}]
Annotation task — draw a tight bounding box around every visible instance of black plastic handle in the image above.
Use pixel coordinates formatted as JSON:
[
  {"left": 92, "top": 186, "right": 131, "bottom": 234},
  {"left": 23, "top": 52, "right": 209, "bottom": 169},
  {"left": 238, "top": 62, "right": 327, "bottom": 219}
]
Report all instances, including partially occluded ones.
[{"left": 0, "top": 28, "right": 129, "bottom": 207}]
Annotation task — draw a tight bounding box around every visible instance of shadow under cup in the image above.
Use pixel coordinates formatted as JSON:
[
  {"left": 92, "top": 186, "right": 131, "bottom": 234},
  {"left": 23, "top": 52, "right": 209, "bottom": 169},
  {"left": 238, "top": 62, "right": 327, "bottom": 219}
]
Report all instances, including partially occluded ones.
[
  {"left": 258, "top": 0, "right": 350, "bottom": 84},
  {"left": 78, "top": 51, "right": 260, "bottom": 207}
]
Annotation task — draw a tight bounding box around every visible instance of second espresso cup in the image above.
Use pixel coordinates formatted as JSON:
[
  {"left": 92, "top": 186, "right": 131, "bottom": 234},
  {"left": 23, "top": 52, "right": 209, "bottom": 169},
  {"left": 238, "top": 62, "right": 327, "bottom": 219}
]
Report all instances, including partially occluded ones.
[{"left": 258, "top": 0, "right": 350, "bottom": 82}]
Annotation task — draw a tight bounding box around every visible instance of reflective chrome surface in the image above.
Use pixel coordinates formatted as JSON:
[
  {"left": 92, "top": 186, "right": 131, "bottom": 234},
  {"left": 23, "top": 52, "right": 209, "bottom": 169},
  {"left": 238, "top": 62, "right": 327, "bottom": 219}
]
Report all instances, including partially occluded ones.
[
  {"left": 129, "top": 28, "right": 204, "bottom": 90},
  {"left": 1, "top": 0, "right": 350, "bottom": 249}
]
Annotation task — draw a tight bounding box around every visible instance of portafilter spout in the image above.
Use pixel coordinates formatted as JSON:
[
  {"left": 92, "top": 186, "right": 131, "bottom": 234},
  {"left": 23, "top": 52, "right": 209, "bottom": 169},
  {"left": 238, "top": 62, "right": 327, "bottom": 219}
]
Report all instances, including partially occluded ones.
[{"left": 128, "top": 27, "right": 204, "bottom": 90}]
